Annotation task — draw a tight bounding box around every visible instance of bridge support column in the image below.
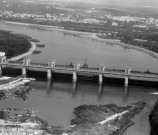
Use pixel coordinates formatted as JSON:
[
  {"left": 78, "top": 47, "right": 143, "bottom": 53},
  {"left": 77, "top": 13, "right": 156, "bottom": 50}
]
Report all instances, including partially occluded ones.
[
  {"left": 22, "top": 58, "right": 30, "bottom": 77},
  {"left": 99, "top": 65, "right": 105, "bottom": 84},
  {"left": 99, "top": 74, "right": 103, "bottom": 84},
  {"left": 72, "top": 63, "right": 80, "bottom": 82},
  {"left": 124, "top": 68, "right": 131, "bottom": 86},
  {"left": 0, "top": 56, "right": 7, "bottom": 68},
  {"left": 22, "top": 67, "right": 27, "bottom": 77},
  {"left": 124, "top": 76, "right": 128, "bottom": 87},
  {"left": 73, "top": 72, "right": 77, "bottom": 82},
  {"left": 0, "top": 66, "right": 2, "bottom": 76},
  {"left": 47, "top": 61, "right": 55, "bottom": 80},
  {"left": 47, "top": 69, "right": 52, "bottom": 80}
]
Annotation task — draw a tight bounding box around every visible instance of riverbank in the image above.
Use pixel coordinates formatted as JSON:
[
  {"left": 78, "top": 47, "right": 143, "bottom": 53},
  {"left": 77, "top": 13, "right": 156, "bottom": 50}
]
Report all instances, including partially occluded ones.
[
  {"left": 4, "top": 21, "right": 95, "bottom": 36},
  {"left": 149, "top": 100, "right": 158, "bottom": 135},
  {"left": 67, "top": 101, "right": 145, "bottom": 135},
  {"left": 7, "top": 41, "right": 36, "bottom": 62},
  {"left": 81, "top": 35, "right": 158, "bottom": 59}
]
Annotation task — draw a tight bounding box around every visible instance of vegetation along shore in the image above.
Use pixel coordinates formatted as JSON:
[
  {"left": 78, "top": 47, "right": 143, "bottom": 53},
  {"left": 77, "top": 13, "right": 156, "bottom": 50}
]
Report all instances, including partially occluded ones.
[
  {"left": 0, "top": 30, "right": 38, "bottom": 62},
  {"left": 149, "top": 100, "right": 158, "bottom": 135}
]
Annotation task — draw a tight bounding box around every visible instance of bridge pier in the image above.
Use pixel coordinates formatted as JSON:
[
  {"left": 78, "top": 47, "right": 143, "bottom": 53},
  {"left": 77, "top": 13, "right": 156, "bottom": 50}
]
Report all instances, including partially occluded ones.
[
  {"left": 0, "top": 56, "right": 7, "bottom": 68},
  {"left": 0, "top": 56, "right": 7, "bottom": 76},
  {"left": 99, "top": 74, "right": 103, "bottom": 84},
  {"left": 72, "top": 63, "right": 80, "bottom": 82},
  {"left": 47, "top": 61, "right": 55, "bottom": 80},
  {"left": 73, "top": 72, "right": 77, "bottom": 82},
  {"left": 0, "top": 66, "right": 2, "bottom": 76},
  {"left": 99, "top": 65, "right": 105, "bottom": 84},
  {"left": 22, "top": 67, "right": 27, "bottom": 77},
  {"left": 47, "top": 69, "right": 52, "bottom": 79},
  {"left": 124, "top": 68, "right": 131, "bottom": 86},
  {"left": 124, "top": 76, "right": 129, "bottom": 86},
  {"left": 22, "top": 58, "right": 30, "bottom": 77}
]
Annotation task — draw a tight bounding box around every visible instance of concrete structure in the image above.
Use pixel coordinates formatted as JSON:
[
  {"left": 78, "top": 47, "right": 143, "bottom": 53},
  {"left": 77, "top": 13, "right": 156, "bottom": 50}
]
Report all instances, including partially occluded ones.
[
  {"left": 1, "top": 57, "right": 158, "bottom": 86},
  {"left": 21, "top": 58, "right": 30, "bottom": 76},
  {"left": 47, "top": 61, "right": 55, "bottom": 79},
  {"left": 0, "top": 65, "right": 2, "bottom": 76},
  {"left": 99, "top": 65, "right": 106, "bottom": 84},
  {"left": 124, "top": 68, "right": 131, "bottom": 86},
  {"left": 0, "top": 52, "right": 5, "bottom": 57},
  {"left": 0, "top": 56, "right": 6, "bottom": 75},
  {"left": 72, "top": 63, "right": 80, "bottom": 82}
]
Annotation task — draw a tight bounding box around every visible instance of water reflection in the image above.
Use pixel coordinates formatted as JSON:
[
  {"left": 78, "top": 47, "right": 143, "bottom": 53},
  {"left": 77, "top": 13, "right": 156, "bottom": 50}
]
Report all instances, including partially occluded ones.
[
  {"left": 97, "top": 84, "right": 103, "bottom": 101},
  {"left": 42, "top": 79, "right": 131, "bottom": 104},
  {"left": 123, "top": 86, "right": 129, "bottom": 105},
  {"left": 71, "top": 82, "right": 77, "bottom": 97},
  {"left": 46, "top": 79, "right": 52, "bottom": 96}
]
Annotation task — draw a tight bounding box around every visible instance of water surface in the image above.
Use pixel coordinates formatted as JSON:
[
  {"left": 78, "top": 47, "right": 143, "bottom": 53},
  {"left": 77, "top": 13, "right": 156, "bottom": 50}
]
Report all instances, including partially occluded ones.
[{"left": 0, "top": 21, "right": 158, "bottom": 135}]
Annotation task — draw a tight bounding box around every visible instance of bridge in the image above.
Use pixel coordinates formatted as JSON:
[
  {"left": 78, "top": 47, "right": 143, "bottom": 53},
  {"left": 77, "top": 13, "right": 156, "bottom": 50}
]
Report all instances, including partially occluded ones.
[{"left": 0, "top": 56, "right": 158, "bottom": 86}]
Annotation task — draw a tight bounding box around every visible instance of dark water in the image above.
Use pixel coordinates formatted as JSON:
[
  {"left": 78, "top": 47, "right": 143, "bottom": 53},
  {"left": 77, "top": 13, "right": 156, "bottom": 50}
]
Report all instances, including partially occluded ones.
[{"left": 0, "top": 21, "right": 158, "bottom": 134}]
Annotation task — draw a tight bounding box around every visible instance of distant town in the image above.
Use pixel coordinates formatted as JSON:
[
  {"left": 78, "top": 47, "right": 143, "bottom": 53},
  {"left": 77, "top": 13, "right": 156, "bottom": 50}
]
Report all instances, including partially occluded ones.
[
  {"left": 1, "top": 0, "right": 158, "bottom": 27},
  {"left": 1, "top": 0, "right": 158, "bottom": 53}
]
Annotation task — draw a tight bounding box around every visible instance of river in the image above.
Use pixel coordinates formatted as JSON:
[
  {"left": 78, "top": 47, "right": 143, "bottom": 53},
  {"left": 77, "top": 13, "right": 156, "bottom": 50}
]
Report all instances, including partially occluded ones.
[{"left": 0, "top": 21, "right": 158, "bottom": 135}]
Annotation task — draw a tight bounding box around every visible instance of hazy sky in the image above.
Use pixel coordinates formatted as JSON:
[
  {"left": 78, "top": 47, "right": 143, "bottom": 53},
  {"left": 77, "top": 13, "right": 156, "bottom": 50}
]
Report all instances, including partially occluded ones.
[{"left": 61, "top": 0, "right": 158, "bottom": 7}]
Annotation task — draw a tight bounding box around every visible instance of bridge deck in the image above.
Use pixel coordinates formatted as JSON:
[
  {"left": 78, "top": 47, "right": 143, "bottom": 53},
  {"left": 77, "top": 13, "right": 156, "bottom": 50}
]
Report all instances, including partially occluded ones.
[{"left": 1, "top": 62, "right": 158, "bottom": 82}]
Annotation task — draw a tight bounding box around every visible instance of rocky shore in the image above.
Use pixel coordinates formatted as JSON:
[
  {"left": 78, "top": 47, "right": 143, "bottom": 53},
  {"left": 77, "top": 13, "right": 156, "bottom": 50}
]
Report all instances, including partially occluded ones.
[
  {"left": 149, "top": 100, "right": 158, "bottom": 135},
  {"left": 67, "top": 101, "right": 145, "bottom": 135}
]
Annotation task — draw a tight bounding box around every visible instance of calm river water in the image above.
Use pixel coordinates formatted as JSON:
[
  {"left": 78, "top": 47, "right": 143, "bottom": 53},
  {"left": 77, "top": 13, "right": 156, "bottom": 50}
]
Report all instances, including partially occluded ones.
[{"left": 0, "top": 21, "right": 158, "bottom": 135}]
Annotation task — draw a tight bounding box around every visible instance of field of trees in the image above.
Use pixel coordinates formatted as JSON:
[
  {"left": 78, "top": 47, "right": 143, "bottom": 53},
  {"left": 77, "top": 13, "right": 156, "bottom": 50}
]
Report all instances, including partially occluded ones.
[{"left": 0, "top": 30, "right": 31, "bottom": 58}]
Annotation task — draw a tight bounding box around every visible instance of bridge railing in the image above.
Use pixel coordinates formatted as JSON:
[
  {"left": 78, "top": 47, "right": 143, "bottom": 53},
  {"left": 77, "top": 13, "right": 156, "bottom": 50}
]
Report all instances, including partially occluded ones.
[
  {"left": 105, "top": 69, "right": 125, "bottom": 74},
  {"left": 30, "top": 63, "right": 48, "bottom": 67},
  {"left": 80, "top": 67, "right": 99, "bottom": 71},
  {"left": 3, "top": 61, "right": 158, "bottom": 79},
  {"left": 131, "top": 71, "right": 158, "bottom": 78},
  {"left": 55, "top": 65, "right": 74, "bottom": 69},
  {"left": 8, "top": 61, "right": 23, "bottom": 65}
]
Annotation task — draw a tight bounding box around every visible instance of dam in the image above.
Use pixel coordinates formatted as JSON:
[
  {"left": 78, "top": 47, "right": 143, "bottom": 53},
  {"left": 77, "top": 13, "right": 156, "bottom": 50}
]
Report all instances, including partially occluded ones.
[{"left": 1, "top": 56, "right": 158, "bottom": 87}]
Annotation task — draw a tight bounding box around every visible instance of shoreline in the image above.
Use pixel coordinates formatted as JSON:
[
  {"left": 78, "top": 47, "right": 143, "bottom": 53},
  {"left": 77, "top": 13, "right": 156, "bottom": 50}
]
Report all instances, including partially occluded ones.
[
  {"left": 4, "top": 21, "right": 95, "bottom": 35},
  {"left": 81, "top": 35, "right": 158, "bottom": 59},
  {"left": 7, "top": 41, "right": 36, "bottom": 62}
]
